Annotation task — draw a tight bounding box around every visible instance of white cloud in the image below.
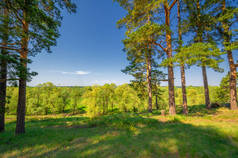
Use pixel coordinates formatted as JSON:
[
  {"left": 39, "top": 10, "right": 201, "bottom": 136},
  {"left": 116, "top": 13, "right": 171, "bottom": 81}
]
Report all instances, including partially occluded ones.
[
  {"left": 75, "top": 71, "right": 90, "bottom": 75},
  {"left": 60, "top": 70, "right": 90, "bottom": 75}
]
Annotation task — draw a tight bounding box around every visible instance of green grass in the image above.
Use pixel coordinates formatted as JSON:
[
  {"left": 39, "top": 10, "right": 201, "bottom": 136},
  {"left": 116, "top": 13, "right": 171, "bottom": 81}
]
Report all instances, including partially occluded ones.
[{"left": 1, "top": 106, "right": 238, "bottom": 158}]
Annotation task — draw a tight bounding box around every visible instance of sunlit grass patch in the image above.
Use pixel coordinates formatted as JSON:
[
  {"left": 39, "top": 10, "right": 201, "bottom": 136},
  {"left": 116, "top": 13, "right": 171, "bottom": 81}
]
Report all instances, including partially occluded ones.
[{"left": 1, "top": 107, "right": 238, "bottom": 158}]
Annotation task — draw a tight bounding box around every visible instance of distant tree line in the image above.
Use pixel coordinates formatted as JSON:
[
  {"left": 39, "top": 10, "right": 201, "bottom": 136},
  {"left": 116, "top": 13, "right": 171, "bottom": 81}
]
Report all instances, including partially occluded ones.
[{"left": 5, "top": 79, "right": 236, "bottom": 117}]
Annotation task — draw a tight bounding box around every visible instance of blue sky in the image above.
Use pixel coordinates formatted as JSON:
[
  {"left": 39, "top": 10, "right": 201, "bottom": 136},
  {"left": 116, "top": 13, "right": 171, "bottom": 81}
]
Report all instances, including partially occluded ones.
[{"left": 28, "top": 0, "right": 235, "bottom": 87}]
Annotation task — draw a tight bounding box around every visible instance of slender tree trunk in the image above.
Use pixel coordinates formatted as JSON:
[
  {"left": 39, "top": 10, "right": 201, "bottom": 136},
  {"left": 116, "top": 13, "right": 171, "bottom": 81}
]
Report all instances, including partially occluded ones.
[
  {"left": 16, "top": 77, "right": 27, "bottom": 134},
  {"left": 222, "top": 0, "right": 237, "bottom": 110},
  {"left": 16, "top": 6, "right": 29, "bottom": 135},
  {"left": 111, "top": 102, "right": 114, "bottom": 112},
  {"left": 202, "top": 66, "right": 210, "bottom": 108},
  {"left": 155, "top": 95, "right": 159, "bottom": 110},
  {"left": 146, "top": 51, "right": 153, "bottom": 113},
  {"left": 177, "top": 0, "right": 188, "bottom": 114},
  {"left": 164, "top": 2, "right": 176, "bottom": 115},
  {"left": 181, "top": 65, "right": 188, "bottom": 114},
  {"left": 196, "top": 0, "right": 211, "bottom": 108},
  {"left": 0, "top": 4, "right": 9, "bottom": 132}
]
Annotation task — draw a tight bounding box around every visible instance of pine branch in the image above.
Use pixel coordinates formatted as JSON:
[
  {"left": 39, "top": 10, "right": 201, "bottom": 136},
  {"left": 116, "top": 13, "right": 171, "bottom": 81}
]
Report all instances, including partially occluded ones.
[
  {"left": 0, "top": 78, "right": 19, "bottom": 82},
  {"left": 0, "top": 43, "right": 18, "bottom": 46},
  {"left": 6, "top": 1, "right": 24, "bottom": 25},
  {"left": 169, "top": 0, "right": 178, "bottom": 11},
  {"left": 0, "top": 46, "right": 20, "bottom": 51},
  {"left": 153, "top": 41, "right": 167, "bottom": 53}
]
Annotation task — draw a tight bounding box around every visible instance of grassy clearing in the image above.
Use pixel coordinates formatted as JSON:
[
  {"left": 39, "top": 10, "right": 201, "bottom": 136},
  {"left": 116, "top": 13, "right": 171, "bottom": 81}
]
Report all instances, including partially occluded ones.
[{"left": 1, "top": 106, "right": 238, "bottom": 158}]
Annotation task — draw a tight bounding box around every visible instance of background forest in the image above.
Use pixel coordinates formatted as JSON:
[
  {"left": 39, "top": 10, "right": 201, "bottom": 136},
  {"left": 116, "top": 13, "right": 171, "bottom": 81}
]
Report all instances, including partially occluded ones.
[{"left": 5, "top": 72, "right": 236, "bottom": 117}]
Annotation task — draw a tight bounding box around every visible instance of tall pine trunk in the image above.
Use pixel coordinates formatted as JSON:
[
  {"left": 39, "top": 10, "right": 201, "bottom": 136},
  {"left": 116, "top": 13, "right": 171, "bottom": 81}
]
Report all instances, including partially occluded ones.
[
  {"left": 202, "top": 66, "right": 210, "bottom": 108},
  {"left": 0, "top": 5, "right": 9, "bottom": 132},
  {"left": 178, "top": 0, "right": 188, "bottom": 114},
  {"left": 146, "top": 51, "right": 153, "bottom": 113},
  {"left": 227, "top": 52, "right": 237, "bottom": 110},
  {"left": 196, "top": 0, "right": 210, "bottom": 108},
  {"left": 15, "top": 6, "right": 29, "bottom": 135},
  {"left": 180, "top": 65, "right": 188, "bottom": 113},
  {"left": 0, "top": 49, "right": 7, "bottom": 132},
  {"left": 164, "top": 2, "right": 176, "bottom": 115},
  {"left": 222, "top": 0, "right": 237, "bottom": 110}
]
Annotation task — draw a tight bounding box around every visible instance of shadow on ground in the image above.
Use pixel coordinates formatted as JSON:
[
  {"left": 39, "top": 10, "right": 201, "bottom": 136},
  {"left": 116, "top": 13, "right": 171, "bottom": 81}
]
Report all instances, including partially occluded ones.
[{"left": 0, "top": 113, "right": 238, "bottom": 158}]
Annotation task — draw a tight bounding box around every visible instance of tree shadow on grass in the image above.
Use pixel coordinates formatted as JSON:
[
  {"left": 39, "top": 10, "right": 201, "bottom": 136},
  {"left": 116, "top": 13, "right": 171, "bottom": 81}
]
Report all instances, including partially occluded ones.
[
  {"left": 1, "top": 114, "right": 238, "bottom": 158},
  {"left": 176, "top": 104, "right": 228, "bottom": 117}
]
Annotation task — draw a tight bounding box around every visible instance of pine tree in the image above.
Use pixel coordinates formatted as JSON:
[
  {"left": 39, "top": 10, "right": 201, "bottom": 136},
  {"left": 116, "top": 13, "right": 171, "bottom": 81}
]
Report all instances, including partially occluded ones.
[
  {"left": 183, "top": 0, "right": 224, "bottom": 108},
  {"left": 161, "top": 0, "right": 178, "bottom": 115},
  {"left": 116, "top": 0, "right": 178, "bottom": 115},
  {"left": 215, "top": 0, "right": 238, "bottom": 110},
  {"left": 122, "top": 23, "right": 165, "bottom": 112},
  {"left": 1, "top": 0, "right": 77, "bottom": 134}
]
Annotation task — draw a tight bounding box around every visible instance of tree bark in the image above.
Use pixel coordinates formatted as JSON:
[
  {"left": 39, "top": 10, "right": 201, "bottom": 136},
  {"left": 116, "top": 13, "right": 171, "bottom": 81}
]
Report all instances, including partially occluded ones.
[
  {"left": 164, "top": 2, "right": 176, "bottom": 115},
  {"left": 202, "top": 66, "right": 211, "bottom": 108},
  {"left": 15, "top": 5, "right": 29, "bottom": 135},
  {"left": 0, "top": 4, "right": 9, "bottom": 132},
  {"left": 181, "top": 65, "right": 188, "bottom": 114},
  {"left": 0, "top": 49, "right": 7, "bottom": 132},
  {"left": 146, "top": 51, "right": 153, "bottom": 113},
  {"left": 155, "top": 95, "right": 159, "bottom": 110},
  {"left": 228, "top": 52, "right": 238, "bottom": 110},
  {"left": 222, "top": 0, "right": 237, "bottom": 110}
]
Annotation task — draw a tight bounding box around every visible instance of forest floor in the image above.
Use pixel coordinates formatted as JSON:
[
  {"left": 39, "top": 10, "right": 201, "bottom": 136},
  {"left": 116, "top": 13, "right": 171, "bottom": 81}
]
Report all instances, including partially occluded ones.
[{"left": 1, "top": 105, "right": 238, "bottom": 158}]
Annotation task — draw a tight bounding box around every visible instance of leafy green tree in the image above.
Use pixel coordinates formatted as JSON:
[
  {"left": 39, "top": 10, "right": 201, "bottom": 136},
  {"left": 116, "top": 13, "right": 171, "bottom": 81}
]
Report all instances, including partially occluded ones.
[
  {"left": 102, "top": 84, "right": 116, "bottom": 112},
  {"left": 70, "top": 88, "right": 83, "bottom": 114},
  {"left": 26, "top": 87, "right": 43, "bottom": 115},
  {"left": 38, "top": 82, "right": 56, "bottom": 114},
  {"left": 214, "top": 72, "right": 238, "bottom": 104},
  {"left": 115, "top": 84, "right": 141, "bottom": 112},
  {"left": 82, "top": 84, "right": 116, "bottom": 117},
  {"left": 5, "top": 87, "right": 18, "bottom": 114},
  {"left": 58, "top": 88, "right": 71, "bottom": 113}
]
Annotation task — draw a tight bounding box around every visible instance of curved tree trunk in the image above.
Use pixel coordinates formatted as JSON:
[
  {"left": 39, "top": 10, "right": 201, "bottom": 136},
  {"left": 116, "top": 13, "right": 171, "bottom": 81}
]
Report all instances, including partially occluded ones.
[{"left": 16, "top": 5, "right": 29, "bottom": 135}]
